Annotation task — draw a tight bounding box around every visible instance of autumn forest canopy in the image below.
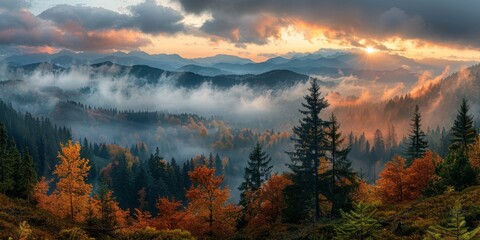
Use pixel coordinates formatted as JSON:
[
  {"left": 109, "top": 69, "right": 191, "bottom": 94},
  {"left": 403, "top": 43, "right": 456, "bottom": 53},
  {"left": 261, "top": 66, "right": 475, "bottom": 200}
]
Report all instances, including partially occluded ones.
[{"left": 2, "top": 0, "right": 480, "bottom": 239}]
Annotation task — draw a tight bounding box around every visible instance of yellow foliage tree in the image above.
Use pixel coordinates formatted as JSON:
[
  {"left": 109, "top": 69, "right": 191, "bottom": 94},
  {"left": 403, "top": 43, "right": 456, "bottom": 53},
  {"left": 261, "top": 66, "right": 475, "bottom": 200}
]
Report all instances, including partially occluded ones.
[
  {"left": 54, "top": 141, "right": 92, "bottom": 221},
  {"left": 34, "top": 141, "right": 92, "bottom": 222}
]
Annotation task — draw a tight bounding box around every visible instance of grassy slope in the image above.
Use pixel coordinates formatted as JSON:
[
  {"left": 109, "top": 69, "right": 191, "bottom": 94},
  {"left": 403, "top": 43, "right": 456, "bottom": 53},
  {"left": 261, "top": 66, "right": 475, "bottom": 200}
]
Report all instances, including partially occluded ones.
[
  {"left": 0, "top": 194, "right": 73, "bottom": 239},
  {"left": 1, "top": 186, "right": 479, "bottom": 239},
  {"left": 233, "top": 186, "right": 480, "bottom": 240}
]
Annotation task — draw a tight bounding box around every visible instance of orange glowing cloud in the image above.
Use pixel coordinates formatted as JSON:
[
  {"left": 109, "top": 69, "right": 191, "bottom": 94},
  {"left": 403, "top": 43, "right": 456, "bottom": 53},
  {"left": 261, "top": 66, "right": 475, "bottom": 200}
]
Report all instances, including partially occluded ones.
[{"left": 410, "top": 66, "right": 450, "bottom": 98}]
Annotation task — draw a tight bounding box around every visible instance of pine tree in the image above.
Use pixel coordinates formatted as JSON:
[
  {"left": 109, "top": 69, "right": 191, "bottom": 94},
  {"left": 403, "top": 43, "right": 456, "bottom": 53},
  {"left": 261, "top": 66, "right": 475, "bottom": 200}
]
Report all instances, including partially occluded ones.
[
  {"left": 373, "top": 129, "right": 385, "bottom": 162},
  {"left": 214, "top": 154, "right": 223, "bottom": 176},
  {"left": 239, "top": 142, "right": 273, "bottom": 194},
  {"left": 13, "top": 149, "right": 37, "bottom": 200},
  {"left": 285, "top": 78, "right": 329, "bottom": 222},
  {"left": 238, "top": 142, "right": 273, "bottom": 226},
  {"left": 450, "top": 98, "right": 477, "bottom": 152},
  {"left": 322, "top": 113, "right": 357, "bottom": 217},
  {"left": 97, "top": 183, "right": 124, "bottom": 230},
  {"left": 0, "top": 124, "right": 15, "bottom": 194},
  {"left": 405, "top": 105, "right": 428, "bottom": 165},
  {"left": 435, "top": 146, "right": 477, "bottom": 192},
  {"left": 208, "top": 152, "right": 214, "bottom": 168},
  {"left": 334, "top": 202, "right": 380, "bottom": 240},
  {"left": 148, "top": 147, "right": 165, "bottom": 181},
  {"left": 425, "top": 200, "right": 480, "bottom": 240}
]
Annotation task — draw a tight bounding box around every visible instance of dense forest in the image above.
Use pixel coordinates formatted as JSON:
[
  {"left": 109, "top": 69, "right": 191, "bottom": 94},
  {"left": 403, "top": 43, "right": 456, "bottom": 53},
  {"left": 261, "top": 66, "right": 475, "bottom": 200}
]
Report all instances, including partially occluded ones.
[{"left": 1, "top": 78, "right": 480, "bottom": 239}]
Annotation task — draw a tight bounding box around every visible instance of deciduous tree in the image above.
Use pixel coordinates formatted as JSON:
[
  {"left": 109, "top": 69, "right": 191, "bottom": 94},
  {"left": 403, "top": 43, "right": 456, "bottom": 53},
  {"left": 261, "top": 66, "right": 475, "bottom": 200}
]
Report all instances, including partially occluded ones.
[
  {"left": 245, "top": 174, "right": 292, "bottom": 229},
  {"left": 377, "top": 156, "right": 407, "bottom": 203},
  {"left": 185, "top": 166, "right": 239, "bottom": 239}
]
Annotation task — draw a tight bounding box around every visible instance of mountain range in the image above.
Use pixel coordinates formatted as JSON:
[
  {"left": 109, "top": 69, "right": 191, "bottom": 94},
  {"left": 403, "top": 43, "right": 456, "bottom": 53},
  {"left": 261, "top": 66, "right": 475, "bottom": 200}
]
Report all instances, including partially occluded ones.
[{"left": 2, "top": 50, "right": 475, "bottom": 79}]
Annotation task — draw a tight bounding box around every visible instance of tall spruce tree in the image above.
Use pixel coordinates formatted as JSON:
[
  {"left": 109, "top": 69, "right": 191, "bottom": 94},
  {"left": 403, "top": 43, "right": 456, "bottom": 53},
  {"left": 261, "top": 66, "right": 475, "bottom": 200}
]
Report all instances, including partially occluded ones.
[
  {"left": 285, "top": 78, "right": 329, "bottom": 222},
  {"left": 450, "top": 98, "right": 477, "bottom": 152},
  {"left": 405, "top": 105, "right": 428, "bottom": 165},
  {"left": 13, "top": 149, "right": 37, "bottom": 200},
  {"left": 214, "top": 153, "right": 223, "bottom": 176},
  {"left": 434, "top": 146, "right": 477, "bottom": 192},
  {"left": 239, "top": 142, "right": 272, "bottom": 198},
  {"left": 322, "top": 113, "right": 357, "bottom": 217},
  {"left": 0, "top": 124, "right": 15, "bottom": 194}
]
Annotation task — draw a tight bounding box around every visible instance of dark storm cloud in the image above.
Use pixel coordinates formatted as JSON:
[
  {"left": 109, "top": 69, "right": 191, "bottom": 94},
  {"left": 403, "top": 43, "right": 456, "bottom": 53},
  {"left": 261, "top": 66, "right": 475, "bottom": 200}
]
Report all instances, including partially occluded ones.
[
  {"left": 39, "top": 0, "right": 185, "bottom": 34},
  {"left": 176, "top": 0, "right": 480, "bottom": 48}
]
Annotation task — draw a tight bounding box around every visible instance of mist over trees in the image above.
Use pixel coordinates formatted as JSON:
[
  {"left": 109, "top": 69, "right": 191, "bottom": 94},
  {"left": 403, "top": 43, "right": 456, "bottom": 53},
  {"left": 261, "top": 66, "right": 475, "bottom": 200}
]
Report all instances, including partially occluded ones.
[{"left": 1, "top": 68, "right": 480, "bottom": 238}]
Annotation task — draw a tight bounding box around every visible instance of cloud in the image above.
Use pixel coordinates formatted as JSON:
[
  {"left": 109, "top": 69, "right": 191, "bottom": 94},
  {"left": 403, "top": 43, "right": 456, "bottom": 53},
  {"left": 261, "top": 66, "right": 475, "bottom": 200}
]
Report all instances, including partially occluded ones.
[
  {"left": 0, "top": 9, "right": 150, "bottom": 51},
  {"left": 201, "top": 13, "right": 288, "bottom": 45},
  {"left": 410, "top": 66, "right": 450, "bottom": 98},
  {"left": 175, "top": 0, "right": 480, "bottom": 49},
  {"left": 39, "top": 1, "right": 185, "bottom": 34},
  {"left": 127, "top": 0, "right": 185, "bottom": 34},
  {"left": 0, "top": 0, "right": 185, "bottom": 52},
  {"left": 0, "top": 0, "right": 30, "bottom": 11}
]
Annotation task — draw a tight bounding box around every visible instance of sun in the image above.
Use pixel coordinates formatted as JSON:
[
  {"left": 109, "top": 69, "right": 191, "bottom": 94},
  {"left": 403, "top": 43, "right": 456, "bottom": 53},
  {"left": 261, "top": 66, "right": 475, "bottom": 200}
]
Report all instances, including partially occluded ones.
[{"left": 365, "top": 46, "right": 377, "bottom": 54}]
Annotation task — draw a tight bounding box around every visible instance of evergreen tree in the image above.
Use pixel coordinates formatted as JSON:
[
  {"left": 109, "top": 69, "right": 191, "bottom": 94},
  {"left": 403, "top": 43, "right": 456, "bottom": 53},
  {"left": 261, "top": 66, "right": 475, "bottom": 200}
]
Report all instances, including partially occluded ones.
[
  {"left": 208, "top": 152, "right": 214, "bottom": 168},
  {"left": 239, "top": 142, "right": 273, "bottom": 208},
  {"left": 434, "top": 146, "right": 477, "bottom": 192},
  {"left": 450, "top": 98, "right": 477, "bottom": 152},
  {"left": 239, "top": 142, "right": 272, "bottom": 192},
  {"left": 405, "top": 105, "right": 428, "bottom": 165},
  {"left": 13, "top": 149, "right": 37, "bottom": 200},
  {"left": 0, "top": 124, "right": 14, "bottom": 194},
  {"left": 284, "top": 78, "right": 329, "bottom": 222},
  {"left": 148, "top": 147, "right": 165, "bottom": 181},
  {"left": 322, "top": 113, "right": 357, "bottom": 217},
  {"left": 425, "top": 200, "right": 480, "bottom": 240},
  {"left": 214, "top": 153, "right": 223, "bottom": 176},
  {"left": 334, "top": 202, "right": 380, "bottom": 240},
  {"left": 373, "top": 129, "right": 385, "bottom": 162},
  {"left": 97, "top": 183, "right": 121, "bottom": 230}
]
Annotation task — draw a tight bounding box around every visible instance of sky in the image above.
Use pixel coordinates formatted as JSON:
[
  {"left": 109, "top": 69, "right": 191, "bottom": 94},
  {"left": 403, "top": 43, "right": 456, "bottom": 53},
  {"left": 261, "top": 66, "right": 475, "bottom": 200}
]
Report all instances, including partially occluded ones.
[{"left": 1, "top": 0, "right": 480, "bottom": 61}]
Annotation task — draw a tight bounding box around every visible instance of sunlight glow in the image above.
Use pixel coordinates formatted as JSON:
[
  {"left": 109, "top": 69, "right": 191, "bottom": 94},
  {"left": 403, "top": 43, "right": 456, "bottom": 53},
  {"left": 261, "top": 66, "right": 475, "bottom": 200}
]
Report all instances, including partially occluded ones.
[{"left": 365, "top": 47, "right": 377, "bottom": 54}]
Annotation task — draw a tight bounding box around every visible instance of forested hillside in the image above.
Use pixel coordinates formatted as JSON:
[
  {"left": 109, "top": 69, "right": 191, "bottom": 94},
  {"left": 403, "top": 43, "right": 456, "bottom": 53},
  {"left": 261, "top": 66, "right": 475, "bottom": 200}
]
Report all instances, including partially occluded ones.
[{"left": 1, "top": 77, "right": 480, "bottom": 239}]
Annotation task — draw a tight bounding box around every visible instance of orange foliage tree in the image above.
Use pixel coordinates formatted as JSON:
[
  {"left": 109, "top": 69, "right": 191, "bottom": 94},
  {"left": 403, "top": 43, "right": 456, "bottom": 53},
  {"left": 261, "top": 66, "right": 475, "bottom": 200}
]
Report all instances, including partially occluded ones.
[
  {"left": 353, "top": 179, "right": 380, "bottom": 204},
  {"left": 131, "top": 208, "right": 154, "bottom": 231},
  {"left": 377, "top": 152, "right": 439, "bottom": 204},
  {"left": 404, "top": 151, "right": 441, "bottom": 200},
  {"left": 33, "top": 177, "right": 57, "bottom": 213},
  {"left": 54, "top": 141, "right": 92, "bottom": 221},
  {"left": 377, "top": 156, "right": 407, "bottom": 204},
  {"left": 184, "top": 166, "right": 240, "bottom": 239},
  {"left": 153, "top": 197, "right": 189, "bottom": 230},
  {"left": 245, "top": 174, "right": 292, "bottom": 229},
  {"left": 468, "top": 136, "right": 480, "bottom": 171},
  {"left": 34, "top": 141, "right": 93, "bottom": 221}
]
